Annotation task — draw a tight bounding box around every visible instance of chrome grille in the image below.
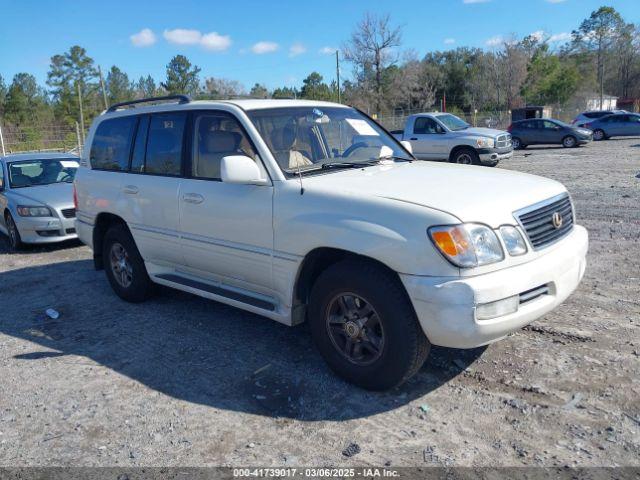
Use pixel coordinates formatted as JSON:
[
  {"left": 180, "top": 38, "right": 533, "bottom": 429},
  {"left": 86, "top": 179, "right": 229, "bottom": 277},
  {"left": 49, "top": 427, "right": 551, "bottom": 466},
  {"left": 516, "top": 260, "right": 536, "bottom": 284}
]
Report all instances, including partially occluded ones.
[
  {"left": 516, "top": 195, "right": 574, "bottom": 250},
  {"left": 496, "top": 134, "right": 511, "bottom": 149},
  {"left": 61, "top": 208, "right": 76, "bottom": 218}
]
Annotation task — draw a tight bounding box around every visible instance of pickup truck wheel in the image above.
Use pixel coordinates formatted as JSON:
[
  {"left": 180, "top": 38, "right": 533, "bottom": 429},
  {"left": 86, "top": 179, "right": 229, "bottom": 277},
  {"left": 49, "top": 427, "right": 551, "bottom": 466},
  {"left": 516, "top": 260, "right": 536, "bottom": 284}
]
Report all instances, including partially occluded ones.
[
  {"left": 308, "top": 259, "right": 430, "bottom": 390},
  {"left": 103, "top": 224, "right": 155, "bottom": 303},
  {"left": 562, "top": 135, "right": 577, "bottom": 148},
  {"left": 451, "top": 148, "right": 479, "bottom": 165}
]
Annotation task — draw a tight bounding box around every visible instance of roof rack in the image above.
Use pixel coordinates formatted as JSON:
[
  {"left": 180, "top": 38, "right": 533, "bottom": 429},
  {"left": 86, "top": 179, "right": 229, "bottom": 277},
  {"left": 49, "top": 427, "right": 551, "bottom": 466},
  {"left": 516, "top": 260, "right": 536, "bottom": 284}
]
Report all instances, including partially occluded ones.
[{"left": 107, "top": 95, "right": 191, "bottom": 113}]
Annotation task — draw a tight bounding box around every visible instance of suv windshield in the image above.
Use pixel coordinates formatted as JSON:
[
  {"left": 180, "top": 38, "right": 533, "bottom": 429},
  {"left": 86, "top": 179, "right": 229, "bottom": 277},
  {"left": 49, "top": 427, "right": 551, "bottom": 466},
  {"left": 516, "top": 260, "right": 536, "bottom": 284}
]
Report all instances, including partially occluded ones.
[
  {"left": 8, "top": 158, "right": 78, "bottom": 188},
  {"left": 436, "top": 114, "right": 469, "bottom": 131},
  {"left": 246, "top": 107, "right": 411, "bottom": 175}
]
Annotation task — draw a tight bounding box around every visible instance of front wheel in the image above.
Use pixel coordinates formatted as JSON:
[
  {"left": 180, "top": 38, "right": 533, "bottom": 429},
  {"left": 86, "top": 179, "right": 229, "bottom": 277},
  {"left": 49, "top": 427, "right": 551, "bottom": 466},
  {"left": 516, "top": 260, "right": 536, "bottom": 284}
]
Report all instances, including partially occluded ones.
[
  {"left": 308, "top": 260, "right": 430, "bottom": 390},
  {"left": 102, "top": 224, "right": 155, "bottom": 302},
  {"left": 5, "top": 213, "right": 23, "bottom": 251},
  {"left": 450, "top": 148, "right": 479, "bottom": 165},
  {"left": 562, "top": 135, "right": 577, "bottom": 148},
  {"left": 511, "top": 137, "right": 525, "bottom": 150},
  {"left": 593, "top": 129, "right": 606, "bottom": 141}
]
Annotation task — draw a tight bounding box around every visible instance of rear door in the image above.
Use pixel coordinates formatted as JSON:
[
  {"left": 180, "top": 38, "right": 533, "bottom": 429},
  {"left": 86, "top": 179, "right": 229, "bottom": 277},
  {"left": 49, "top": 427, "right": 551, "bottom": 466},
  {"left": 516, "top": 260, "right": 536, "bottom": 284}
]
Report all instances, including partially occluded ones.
[{"left": 119, "top": 112, "right": 186, "bottom": 267}]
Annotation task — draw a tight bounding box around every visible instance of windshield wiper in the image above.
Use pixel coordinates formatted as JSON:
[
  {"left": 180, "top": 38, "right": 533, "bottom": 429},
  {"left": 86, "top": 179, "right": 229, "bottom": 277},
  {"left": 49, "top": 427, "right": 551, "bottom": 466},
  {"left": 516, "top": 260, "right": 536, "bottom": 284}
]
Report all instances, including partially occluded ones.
[
  {"left": 378, "top": 155, "right": 413, "bottom": 162},
  {"left": 320, "top": 160, "right": 381, "bottom": 170}
]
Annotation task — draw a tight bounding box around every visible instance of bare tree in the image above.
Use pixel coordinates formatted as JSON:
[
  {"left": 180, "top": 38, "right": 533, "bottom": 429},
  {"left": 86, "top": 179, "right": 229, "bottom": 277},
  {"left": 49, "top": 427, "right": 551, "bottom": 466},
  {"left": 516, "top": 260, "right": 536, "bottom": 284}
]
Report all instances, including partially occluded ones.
[{"left": 343, "top": 13, "right": 403, "bottom": 115}]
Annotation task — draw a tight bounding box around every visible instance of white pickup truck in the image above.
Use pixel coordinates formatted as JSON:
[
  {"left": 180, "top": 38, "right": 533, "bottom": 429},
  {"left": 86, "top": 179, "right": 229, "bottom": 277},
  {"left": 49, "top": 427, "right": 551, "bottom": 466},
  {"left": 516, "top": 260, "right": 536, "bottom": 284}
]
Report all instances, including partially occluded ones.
[
  {"left": 75, "top": 97, "right": 587, "bottom": 390},
  {"left": 392, "top": 112, "right": 513, "bottom": 166}
]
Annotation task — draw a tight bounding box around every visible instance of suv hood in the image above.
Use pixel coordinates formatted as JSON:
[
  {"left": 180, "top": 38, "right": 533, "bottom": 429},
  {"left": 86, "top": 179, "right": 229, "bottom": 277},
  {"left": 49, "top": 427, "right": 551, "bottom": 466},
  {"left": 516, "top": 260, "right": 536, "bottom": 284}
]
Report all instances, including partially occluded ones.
[
  {"left": 303, "top": 162, "right": 566, "bottom": 228},
  {"left": 450, "top": 127, "right": 507, "bottom": 138},
  {"left": 8, "top": 182, "right": 74, "bottom": 208}
]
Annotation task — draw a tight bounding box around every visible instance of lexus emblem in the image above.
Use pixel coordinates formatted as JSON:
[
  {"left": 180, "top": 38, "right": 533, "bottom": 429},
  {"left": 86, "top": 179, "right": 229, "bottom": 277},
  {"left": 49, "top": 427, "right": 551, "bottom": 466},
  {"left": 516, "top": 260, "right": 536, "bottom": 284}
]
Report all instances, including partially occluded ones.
[{"left": 552, "top": 212, "right": 563, "bottom": 229}]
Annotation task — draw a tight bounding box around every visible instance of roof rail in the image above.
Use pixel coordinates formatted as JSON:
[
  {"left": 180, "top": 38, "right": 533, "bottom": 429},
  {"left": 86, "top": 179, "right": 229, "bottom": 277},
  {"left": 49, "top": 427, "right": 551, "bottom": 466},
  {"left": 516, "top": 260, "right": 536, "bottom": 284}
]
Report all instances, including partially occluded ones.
[{"left": 106, "top": 95, "right": 191, "bottom": 113}]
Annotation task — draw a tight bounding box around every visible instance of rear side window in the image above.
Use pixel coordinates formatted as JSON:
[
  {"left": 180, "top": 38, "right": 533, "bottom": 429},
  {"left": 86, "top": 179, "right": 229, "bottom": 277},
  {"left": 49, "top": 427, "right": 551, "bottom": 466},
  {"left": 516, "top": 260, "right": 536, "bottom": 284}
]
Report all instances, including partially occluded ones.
[
  {"left": 144, "top": 113, "right": 186, "bottom": 176},
  {"left": 90, "top": 117, "right": 136, "bottom": 171}
]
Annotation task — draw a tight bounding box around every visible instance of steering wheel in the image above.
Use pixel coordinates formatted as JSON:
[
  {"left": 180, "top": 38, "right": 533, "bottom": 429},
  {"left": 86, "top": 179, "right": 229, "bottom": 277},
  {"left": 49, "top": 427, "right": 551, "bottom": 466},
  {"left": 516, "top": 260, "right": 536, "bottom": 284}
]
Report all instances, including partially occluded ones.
[
  {"left": 342, "top": 142, "right": 368, "bottom": 158},
  {"left": 59, "top": 172, "right": 73, "bottom": 182}
]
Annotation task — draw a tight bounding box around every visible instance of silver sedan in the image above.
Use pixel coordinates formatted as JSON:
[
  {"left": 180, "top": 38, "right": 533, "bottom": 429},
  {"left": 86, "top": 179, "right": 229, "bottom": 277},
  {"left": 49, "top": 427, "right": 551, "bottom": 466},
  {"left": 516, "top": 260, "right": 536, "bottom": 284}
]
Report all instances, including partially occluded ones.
[{"left": 0, "top": 152, "right": 79, "bottom": 250}]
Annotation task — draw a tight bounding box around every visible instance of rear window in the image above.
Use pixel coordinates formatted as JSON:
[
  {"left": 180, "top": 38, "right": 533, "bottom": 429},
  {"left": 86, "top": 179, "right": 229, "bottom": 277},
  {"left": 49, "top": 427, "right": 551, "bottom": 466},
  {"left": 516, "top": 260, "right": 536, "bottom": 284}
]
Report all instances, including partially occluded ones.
[
  {"left": 144, "top": 113, "right": 186, "bottom": 176},
  {"left": 90, "top": 117, "right": 136, "bottom": 171}
]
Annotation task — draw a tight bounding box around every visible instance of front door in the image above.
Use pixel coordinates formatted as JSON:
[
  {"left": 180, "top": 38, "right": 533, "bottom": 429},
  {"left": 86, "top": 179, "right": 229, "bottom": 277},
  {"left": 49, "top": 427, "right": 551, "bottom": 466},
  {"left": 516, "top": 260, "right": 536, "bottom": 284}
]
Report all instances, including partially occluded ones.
[
  {"left": 178, "top": 111, "right": 274, "bottom": 293},
  {"left": 409, "top": 117, "right": 449, "bottom": 159}
]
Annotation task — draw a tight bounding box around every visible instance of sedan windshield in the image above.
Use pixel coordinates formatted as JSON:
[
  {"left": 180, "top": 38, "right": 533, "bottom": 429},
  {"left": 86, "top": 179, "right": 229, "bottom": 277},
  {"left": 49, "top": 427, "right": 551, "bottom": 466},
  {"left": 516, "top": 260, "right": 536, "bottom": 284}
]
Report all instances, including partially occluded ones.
[
  {"left": 246, "top": 107, "right": 412, "bottom": 175},
  {"left": 436, "top": 114, "right": 470, "bottom": 131},
  {"left": 8, "top": 158, "right": 78, "bottom": 188}
]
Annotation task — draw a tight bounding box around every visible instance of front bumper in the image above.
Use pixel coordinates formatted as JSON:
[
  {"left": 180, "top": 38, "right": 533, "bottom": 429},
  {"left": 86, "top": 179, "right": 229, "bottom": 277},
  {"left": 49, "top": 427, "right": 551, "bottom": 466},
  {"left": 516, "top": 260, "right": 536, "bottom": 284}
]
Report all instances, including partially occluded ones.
[
  {"left": 478, "top": 148, "right": 513, "bottom": 164},
  {"left": 15, "top": 212, "right": 78, "bottom": 244},
  {"left": 401, "top": 225, "right": 588, "bottom": 349}
]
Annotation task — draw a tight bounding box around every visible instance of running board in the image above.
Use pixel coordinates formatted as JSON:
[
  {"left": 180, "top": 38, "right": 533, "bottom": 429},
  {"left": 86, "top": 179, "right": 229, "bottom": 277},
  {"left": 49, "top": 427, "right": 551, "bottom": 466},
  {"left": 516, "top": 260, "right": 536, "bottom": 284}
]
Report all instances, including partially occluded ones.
[{"left": 155, "top": 273, "right": 276, "bottom": 312}]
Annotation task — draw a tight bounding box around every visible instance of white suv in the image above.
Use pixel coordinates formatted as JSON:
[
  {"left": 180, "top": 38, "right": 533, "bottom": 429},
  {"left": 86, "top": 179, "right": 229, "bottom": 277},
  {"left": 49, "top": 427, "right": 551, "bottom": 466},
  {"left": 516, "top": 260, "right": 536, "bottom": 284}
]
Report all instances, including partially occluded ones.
[{"left": 75, "top": 96, "right": 588, "bottom": 390}]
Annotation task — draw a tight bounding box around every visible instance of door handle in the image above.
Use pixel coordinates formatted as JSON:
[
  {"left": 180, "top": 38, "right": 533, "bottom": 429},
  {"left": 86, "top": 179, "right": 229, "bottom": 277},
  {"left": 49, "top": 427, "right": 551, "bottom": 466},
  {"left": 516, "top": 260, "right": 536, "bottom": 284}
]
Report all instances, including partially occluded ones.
[
  {"left": 410, "top": 138, "right": 418, "bottom": 141},
  {"left": 123, "top": 185, "right": 139, "bottom": 195},
  {"left": 182, "top": 193, "right": 204, "bottom": 204}
]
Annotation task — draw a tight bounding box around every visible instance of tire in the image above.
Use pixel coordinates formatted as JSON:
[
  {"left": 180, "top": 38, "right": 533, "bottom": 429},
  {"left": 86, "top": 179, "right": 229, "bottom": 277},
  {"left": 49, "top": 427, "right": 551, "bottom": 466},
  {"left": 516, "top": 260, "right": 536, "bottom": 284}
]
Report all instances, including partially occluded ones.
[
  {"left": 593, "top": 129, "right": 606, "bottom": 141},
  {"left": 562, "top": 135, "right": 577, "bottom": 148},
  {"left": 102, "top": 223, "right": 155, "bottom": 303},
  {"left": 5, "top": 212, "right": 23, "bottom": 252},
  {"left": 512, "top": 137, "right": 526, "bottom": 150},
  {"left": 450, "top": 148, "right": 480, "bottom": 165},
  {"left": 308, "top": 259, "right": 430, "bottom": 390}
]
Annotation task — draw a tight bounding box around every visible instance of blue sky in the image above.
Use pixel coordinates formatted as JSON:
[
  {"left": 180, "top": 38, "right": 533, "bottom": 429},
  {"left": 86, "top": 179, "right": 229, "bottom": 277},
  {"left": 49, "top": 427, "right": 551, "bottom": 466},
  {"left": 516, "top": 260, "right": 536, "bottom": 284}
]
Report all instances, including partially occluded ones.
[{"left": 1, "top": 0, "right": 638, "bottom": 91}]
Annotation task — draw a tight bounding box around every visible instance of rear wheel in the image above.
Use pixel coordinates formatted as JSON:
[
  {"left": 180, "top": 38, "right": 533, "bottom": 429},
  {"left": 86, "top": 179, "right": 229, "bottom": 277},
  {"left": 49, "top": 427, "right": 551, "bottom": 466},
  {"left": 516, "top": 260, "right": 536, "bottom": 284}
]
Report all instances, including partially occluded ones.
[
  {"left": 308, "top": 259, "right": 430, "bottom": 390},
  {"left": 450, "top": 148, "right": 479, "bottom": 165},
  {"left": 562, "top": 135, "right": 577, "bottom": 148},
  {"left": 5, "top": 213, "right": 23, "bottom": 252},
  {"left": 102, "top": 224, "right": 155, "bottom": 302},
  {"left": 593, "top": 129, "right": 606, "bottom": 141}
]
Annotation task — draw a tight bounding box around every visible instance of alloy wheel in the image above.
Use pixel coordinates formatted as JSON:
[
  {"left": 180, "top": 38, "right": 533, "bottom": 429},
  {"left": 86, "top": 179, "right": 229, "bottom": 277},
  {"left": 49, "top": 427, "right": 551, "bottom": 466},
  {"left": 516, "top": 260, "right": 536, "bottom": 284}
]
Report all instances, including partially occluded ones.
[
  {"left": 109, "top": 242, "right": 133, "bottom": 288},
  {"left": 563, "top": 136, "right": 576, "bottom": 148},
  {"left": 7, "top": 216, "right": 18, "bottom": 249},
  {"left": 325, "top": 293, "right": 385, "bottom": 366}
]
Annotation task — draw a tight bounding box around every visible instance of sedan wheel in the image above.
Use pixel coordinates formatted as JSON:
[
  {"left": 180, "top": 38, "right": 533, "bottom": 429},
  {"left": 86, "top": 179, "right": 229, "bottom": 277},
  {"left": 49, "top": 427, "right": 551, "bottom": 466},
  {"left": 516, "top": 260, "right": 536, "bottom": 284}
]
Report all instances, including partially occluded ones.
[
  {"left": 512, "top": 137, "right": 522, "bottom": 150},
  {"left": 5, "top": 214, "right": 23, "bottom": 251},
  {"left": 593, "top": 129, "right": 605, "bottom": 141},
  {"left": 562, "top": 136, "right": 577, "bottom": 148}
]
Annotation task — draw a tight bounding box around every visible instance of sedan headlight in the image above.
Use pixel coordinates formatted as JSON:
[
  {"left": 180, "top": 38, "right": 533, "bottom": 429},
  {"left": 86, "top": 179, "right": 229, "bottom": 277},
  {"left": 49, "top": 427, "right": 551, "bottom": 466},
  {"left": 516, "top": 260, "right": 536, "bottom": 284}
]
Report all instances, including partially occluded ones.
[
  {"left": 429, "top": 223, "right": 504, "bottom": 268},
  {"left": 476, "top": 138, "right": 495, "bottom": 148},
  {"left": 17, "top": 205, "right": 52, "bottom": 217},
  {"left": 499, "top": 226, "right": 528, "bottom": 256}
]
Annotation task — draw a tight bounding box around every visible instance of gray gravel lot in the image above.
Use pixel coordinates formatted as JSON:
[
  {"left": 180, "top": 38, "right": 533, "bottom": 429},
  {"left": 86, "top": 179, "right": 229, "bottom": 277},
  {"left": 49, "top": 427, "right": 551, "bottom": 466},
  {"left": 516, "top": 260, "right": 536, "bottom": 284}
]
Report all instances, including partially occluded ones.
[{"left": 0, "top": 138, "right": 638, "bottom": 468}]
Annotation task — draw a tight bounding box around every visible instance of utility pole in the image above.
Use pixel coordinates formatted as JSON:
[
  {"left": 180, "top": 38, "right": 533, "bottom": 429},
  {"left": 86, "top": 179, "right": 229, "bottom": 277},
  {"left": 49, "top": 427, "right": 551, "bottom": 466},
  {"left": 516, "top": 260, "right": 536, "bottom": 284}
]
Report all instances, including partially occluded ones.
[
  {"left": 75, "top": 121, "right": 82, "bottom": 155},
  {"left": 0, "top": 125, "right": 6, "bottom": 156},
  {"left": 336, "top": 50, "right": 341, "bottom": 104},
  {"left": 77, "top": 82, "right": 85, "bottom": 145},
  {"left": 98, "top": 65, "right": 109, "bottom": 110}
]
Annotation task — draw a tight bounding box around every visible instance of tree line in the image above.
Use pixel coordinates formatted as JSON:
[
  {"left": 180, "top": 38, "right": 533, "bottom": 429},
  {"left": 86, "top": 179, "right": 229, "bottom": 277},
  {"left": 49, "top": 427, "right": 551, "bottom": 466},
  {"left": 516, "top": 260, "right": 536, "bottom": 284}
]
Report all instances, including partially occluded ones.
[{"left": 0, "top": 5, "right": 638, "bottom": 149}]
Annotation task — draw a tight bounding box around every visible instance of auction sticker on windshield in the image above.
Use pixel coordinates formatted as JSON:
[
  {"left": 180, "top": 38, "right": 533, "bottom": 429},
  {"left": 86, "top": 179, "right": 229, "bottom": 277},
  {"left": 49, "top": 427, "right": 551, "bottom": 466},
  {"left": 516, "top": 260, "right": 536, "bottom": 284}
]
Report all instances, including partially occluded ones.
[
  {"left": 346, "top": 118, "right": 379, "bottom": 136},
  {"left": 60, "top": 161, "right": 80, "bottom": 168}
]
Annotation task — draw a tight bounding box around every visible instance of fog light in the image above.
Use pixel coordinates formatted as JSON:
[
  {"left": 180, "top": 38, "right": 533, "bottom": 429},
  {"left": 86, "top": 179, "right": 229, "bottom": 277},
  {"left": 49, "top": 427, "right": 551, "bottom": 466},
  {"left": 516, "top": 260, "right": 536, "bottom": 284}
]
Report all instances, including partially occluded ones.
[{"left": 476, "top": 295, "right": 519, "bottom": 320}]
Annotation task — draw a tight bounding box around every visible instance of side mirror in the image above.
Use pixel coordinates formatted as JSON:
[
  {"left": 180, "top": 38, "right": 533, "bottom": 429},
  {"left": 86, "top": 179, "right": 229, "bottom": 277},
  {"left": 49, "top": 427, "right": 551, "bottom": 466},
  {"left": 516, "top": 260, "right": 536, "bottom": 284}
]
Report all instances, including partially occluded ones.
[
  {"left": 221, "top": 156, "right": 269, "bottom": 185},
  {"left": 400, "top": 140, "right": 413, "bottom": 154}
]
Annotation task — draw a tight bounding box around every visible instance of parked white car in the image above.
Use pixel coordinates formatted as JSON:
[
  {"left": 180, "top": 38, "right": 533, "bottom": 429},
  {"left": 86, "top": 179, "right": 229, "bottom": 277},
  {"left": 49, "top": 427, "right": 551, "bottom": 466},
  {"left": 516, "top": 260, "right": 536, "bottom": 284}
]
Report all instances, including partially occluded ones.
[
  {"left": 391, "top": 112, "right": 513, "bottom": 166},
  {"left": 75, "top": 96, "right": 588, "bottom": 390},
  {"left": 1, "top": 152, "right": 79, "bottom": 250}
]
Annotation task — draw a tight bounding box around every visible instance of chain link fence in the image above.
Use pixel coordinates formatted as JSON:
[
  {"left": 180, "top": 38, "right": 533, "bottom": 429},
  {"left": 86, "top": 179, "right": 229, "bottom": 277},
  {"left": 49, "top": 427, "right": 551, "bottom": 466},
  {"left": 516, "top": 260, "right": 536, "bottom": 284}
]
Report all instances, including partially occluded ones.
[{"left": 0, "top": 123, "right": 82, "bottom": 156}]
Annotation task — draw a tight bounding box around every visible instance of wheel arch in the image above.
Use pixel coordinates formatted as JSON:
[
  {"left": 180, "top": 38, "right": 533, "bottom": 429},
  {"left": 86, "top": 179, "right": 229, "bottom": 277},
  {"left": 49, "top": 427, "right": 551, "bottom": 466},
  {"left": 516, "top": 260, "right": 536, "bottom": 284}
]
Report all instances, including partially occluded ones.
[
  {"left": 449, "top": 144, "right": 477, "bottom": 162},
  {"left": 92, "top": 212, "right": 130, "bottom": 270}
]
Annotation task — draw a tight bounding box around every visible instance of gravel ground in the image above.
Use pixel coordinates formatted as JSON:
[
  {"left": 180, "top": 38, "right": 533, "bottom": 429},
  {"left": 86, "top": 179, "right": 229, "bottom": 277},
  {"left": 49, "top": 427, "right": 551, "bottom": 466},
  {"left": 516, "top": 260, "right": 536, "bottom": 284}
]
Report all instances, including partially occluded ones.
[{"left": 0, "top": 137, "right": 638, "bottom": 468}]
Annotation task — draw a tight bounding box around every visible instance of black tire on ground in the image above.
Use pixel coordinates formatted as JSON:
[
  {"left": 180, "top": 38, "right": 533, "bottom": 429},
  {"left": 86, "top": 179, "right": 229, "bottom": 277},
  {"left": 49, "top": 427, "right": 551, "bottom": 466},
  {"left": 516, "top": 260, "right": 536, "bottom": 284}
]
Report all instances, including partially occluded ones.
[
  {"left": 308, "top": 259, "right": 430, "bottom": 390},
  {"left": 593, "top": 129, "right": 606, "bottom": 141},
  {"left": 450, "top": 147, "right": 480, "bottom": 165},
  {"left": 5, "top": 212, "right": 23, "bottom": 252},
  {"left": 512, "top": 137, "right": 526, "bottom": 150},
  {"left": 102, "top": 223, "right": 155, "bottom": 303},
  {"left": 562, "top": 135, "right": 577, "bottom": 148}
]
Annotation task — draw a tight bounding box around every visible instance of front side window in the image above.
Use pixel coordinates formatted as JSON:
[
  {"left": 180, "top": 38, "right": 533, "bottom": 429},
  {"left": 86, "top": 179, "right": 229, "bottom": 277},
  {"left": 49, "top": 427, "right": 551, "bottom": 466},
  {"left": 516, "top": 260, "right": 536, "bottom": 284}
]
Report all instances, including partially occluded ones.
[
  {"left": 542, "top": 120, "right": 559, "bottom": 130},
  {"left": 192, "top": 112, "right": 260, "bottom": 180},
  {"left": 246, "top": 107, "right": 410, "bottom": 175},
  {"left": 144, "top": 113, "right": 186, "bottom": 176},
  {"left": 8, "top": 158, "right": 79, "bottom": 188},
  {"left": 90, "top": 116, "right": 136, "bottom": 171},
  {"left": 414, "top": 117, "right": 439, "bottom": 134}
]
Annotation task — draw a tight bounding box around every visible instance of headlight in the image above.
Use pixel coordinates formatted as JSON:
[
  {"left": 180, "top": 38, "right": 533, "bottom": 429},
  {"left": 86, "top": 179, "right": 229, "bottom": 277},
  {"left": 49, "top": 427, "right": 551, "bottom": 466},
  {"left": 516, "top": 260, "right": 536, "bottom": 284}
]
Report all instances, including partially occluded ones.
[
  {"left": 476, "top": 138, "right": 495, "bottom": 148},
  {"left": 17, "top": 206, "right": 52, "bottom": 217},
  {"left": 429, "top": 223, "right": 504, "bottom": 268},
  {"left": 499, "top": 226, "right": 528, "bottom": 256}
]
